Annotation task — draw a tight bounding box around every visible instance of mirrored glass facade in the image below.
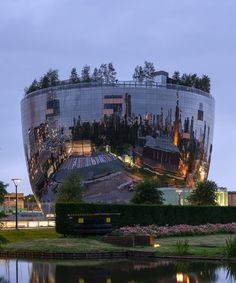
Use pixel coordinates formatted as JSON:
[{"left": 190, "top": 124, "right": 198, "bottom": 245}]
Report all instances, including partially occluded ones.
[{"left": 21, "top": 82, "right": 215, "bottom": 206}]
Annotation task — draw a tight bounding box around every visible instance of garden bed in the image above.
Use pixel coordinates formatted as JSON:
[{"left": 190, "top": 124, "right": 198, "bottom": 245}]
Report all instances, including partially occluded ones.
[{"left": 118, "top": 223, "right": 236, "bottom": 237}]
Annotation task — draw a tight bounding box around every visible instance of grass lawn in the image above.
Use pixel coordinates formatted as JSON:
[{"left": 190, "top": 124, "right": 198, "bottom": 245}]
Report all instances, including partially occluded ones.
[
  {"left": 0, "top": 228, "right": 59, "bottom": 243},
  {"left": 0, "top": 229, "right": 122, "bottom": 252},
  {"left": 0, "top": 229, "right": 234, "bottom": 258},
  {"left": 4, "top": 238, "right": 124, "bottom": 253},
  {"left": 156, "top": 234, "right": 230, "bottom": 257}
]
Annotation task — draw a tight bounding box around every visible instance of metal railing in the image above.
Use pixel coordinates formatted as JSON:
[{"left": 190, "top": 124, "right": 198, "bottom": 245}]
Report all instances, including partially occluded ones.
[
  {"left": 24, "top": 80, "right": 212, "bottom": 99},
  {"left": 2, "top": 219, "right": 55, "bottom": 229}
]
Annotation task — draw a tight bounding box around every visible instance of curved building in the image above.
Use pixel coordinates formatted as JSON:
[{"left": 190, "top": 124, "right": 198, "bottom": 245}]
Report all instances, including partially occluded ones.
[{"left": 21, "top": 72, "right": 215, "bottom": 207}]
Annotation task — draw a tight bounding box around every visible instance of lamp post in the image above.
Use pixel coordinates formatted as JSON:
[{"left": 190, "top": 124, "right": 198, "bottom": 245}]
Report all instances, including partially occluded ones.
[
  {"left": 176, "top": 189, "right": 183, "bottom": 206},
  {"left": 11, "top": 178, "right": 21, "bottom": 229}
]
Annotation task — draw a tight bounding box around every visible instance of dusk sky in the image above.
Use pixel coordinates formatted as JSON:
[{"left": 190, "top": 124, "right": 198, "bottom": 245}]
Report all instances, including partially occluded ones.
[{"left": 0, "top": 0, "right": 235, "bottom": 194}]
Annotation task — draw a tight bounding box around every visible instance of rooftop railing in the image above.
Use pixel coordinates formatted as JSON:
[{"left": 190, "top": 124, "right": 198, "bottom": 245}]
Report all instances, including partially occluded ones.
[{"left": 24, "top": 80, "right": 212, "bottom": 99}]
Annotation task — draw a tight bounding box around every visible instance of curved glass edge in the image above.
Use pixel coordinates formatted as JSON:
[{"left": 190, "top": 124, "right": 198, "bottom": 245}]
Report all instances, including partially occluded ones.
[{"left": 21, "top": 85, "right": 215, "bottom": 209}]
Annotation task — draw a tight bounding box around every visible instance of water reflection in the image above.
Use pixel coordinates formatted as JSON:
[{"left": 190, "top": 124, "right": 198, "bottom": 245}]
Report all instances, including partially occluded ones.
[{"left": 0, "top": 259, "right": 235, "bottom": 283}]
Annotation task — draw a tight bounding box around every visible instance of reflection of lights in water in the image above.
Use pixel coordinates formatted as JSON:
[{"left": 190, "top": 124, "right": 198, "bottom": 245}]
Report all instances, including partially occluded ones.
[
  {"left": 176, "top": 273, "right": 191, "bottom": 283},
  {"left": 176, "top": 273, "right": 184, "bottom": 282}
]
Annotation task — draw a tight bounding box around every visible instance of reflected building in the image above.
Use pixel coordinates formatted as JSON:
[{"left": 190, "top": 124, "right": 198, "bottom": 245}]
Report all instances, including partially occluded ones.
[
  {"left": 0, "top": 258, "right": 232, "bottom": 283},
  {"left": 21, "top": 71, "right": 215, "bottom": 209}
]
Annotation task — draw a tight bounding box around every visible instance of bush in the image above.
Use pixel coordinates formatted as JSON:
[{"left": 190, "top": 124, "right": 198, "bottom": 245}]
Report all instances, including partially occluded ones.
[
  {"left": 56, "top": 203, "right": 236, "bottom": 235},
  {"left": 225, "top": 237, "right": 236, "bottom": 257},
  {"left": 175, "top": 240, "right": 190, "bottom": 255},
  {"left": 0, "top": 235, "right": 8, "bottom": 248},
  {"left": 131, "top": 179, "right": 164, "bottom": 204},
  {"left": 187, "top": 180, "right": 218, "bottom": 205},
  {"left": 56, "top": 172, "right": 84, "bottom": 202},
  {"left": 119, "top": 223, "right": 236, "bottom": 237}
]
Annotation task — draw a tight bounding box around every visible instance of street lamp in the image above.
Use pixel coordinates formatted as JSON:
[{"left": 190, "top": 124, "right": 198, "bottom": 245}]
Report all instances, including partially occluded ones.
[
  {"left": 11, "top": 178, "right": 21, "bottom": 229},
  {"left": 176, "top": 189, "right": 183, "bottom": 206}
]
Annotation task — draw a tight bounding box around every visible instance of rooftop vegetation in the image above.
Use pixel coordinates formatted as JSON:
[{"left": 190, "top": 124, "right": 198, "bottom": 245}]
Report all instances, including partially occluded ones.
[
  {"left": 25, "top": 61, "right": 211, "bottom": 94},
  {"left": 132, "top": 61, "right": 210, "bottom": 93},
  {"left": 170, "top": 71, "right": 210, "bottom": 93}
]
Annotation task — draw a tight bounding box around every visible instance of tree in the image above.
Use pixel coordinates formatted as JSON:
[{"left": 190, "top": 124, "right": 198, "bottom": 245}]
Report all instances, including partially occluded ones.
[
  {"left": 143, "top": 61, "right": 156, "bottom": 81},
  {"left": 171, "top": 71, "right": 211, "bottom": 93},
  {"left": 218, "top": 186, "right": 227, "bottom": 192},
  {"left": 0, "top": 181, "right": 8, "bottom": 205},
  {"left": 107, "top": 62, "right": 116, "bottom": 83},
  {"left": 56, "top": 172, "right": 84, "bottom": 202},
  {"left": 172, "top": 71, "right": 181, "bottom": 84},
  {"left": 81, "top": 65, "right": 91, "bottom": 82},
  {"left": 131, "top": 179, "right": 164, "bottom": 204},
  {"left": 132, "top": 61, "right": 156, "bottom": 82},
  {"left": 39, "top": 74, "right": 50, "bottom": 88},
  {"left": 26, "top": 79, "right": 39, "bottom": 94},
  {"left": 0, "top": 181, "right": 7, "bottom": 226},
  {"left": 39, "top": 69, "right": 60, "bottom": 88},
  {"left": 98, "top": 64, "right": 108, "bottom": 83},
  {"left": 201, "top": 74, "right": 211, "bottom": 93},
  {"left": 132, "top": 65, "right": 145, "bottom": 82},
  {"left": 70, "top": 67, "right": 80, "bottom": 83},
  {"left": 187, "top": 180, "right": 218, "bottom": 205},
  {"left": 24, "top": 194, "right": 39, "bottom": 211},
  {"left": 24, "top": 194, "right": 36, "bottom": 203},
  {"left": 91, "top": 67, "right": 100, "bottom": 81},
  {"left": 47, "top": 69, "right": 60, "bottom": 86},
  {"left": 181, "top": 73, "right": 192, "bottom": 87}
]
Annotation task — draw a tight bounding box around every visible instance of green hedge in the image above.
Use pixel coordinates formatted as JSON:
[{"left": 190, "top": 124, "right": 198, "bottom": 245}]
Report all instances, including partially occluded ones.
[{"left": 56, "top": 203, "right": 236, "bottom": 235}]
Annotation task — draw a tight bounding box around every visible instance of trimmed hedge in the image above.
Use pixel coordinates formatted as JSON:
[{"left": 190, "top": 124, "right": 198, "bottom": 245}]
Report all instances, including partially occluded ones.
[{"left": 56, "top": 203, "right": 236, "bottom": 235}]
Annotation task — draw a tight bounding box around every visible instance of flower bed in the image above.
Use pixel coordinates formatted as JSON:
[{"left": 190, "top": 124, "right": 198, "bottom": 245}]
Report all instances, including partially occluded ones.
[{"left": 118, "top": 223, "right": 236, "bottom": 237}]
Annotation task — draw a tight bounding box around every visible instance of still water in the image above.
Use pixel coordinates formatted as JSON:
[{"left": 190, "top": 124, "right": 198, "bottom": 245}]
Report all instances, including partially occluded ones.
[{"left": 0, "top": 258, "right": 235, "bottom": 283}]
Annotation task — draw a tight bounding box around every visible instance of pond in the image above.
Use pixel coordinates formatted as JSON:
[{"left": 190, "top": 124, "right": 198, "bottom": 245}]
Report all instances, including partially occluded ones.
[{"left": 0, "top": 258, "right": 235, "bottom": 283}]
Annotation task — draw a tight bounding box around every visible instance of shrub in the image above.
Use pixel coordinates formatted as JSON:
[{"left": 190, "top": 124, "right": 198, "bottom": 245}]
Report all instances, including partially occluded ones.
[
  {"left": 119, "top": 223, "right": 236, "bottom": 237},
  {"left": 0, "top": 235, "right": 8, "bottom": 248},
  {"left": 187, "top": 180, "right": 218, "bottom": 206},
  {"left": 225, "top": 237, "right": 236, "bottom": 257},
  {"left": 56, "top": 172, "right": 84, "bottom": 202},
  {"left": 56, "top": 203, "right": 236, "bottom": 235},
  {"left": 131, "top": 179, "right": 164, "bottom": 204},
  {"left": 175, "top": 240, "right": 190, "bottom": 255}
]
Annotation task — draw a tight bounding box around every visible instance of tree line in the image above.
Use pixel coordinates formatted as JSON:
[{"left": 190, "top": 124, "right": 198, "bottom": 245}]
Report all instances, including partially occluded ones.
[
  {"left": 56, "top": 174, "right": 220, "bottom": 206},
  {"left": 132, "top": 62, "right": 211, "bottom": 93},
  {"left": 171, "top": 71, "right": 210, "bottom": 93},
  {"left": 25, "top": 62, "right": 117, "bottom": 94},
  {"left": 25, "top": 61, "right": 211, "bottom": 94}
]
